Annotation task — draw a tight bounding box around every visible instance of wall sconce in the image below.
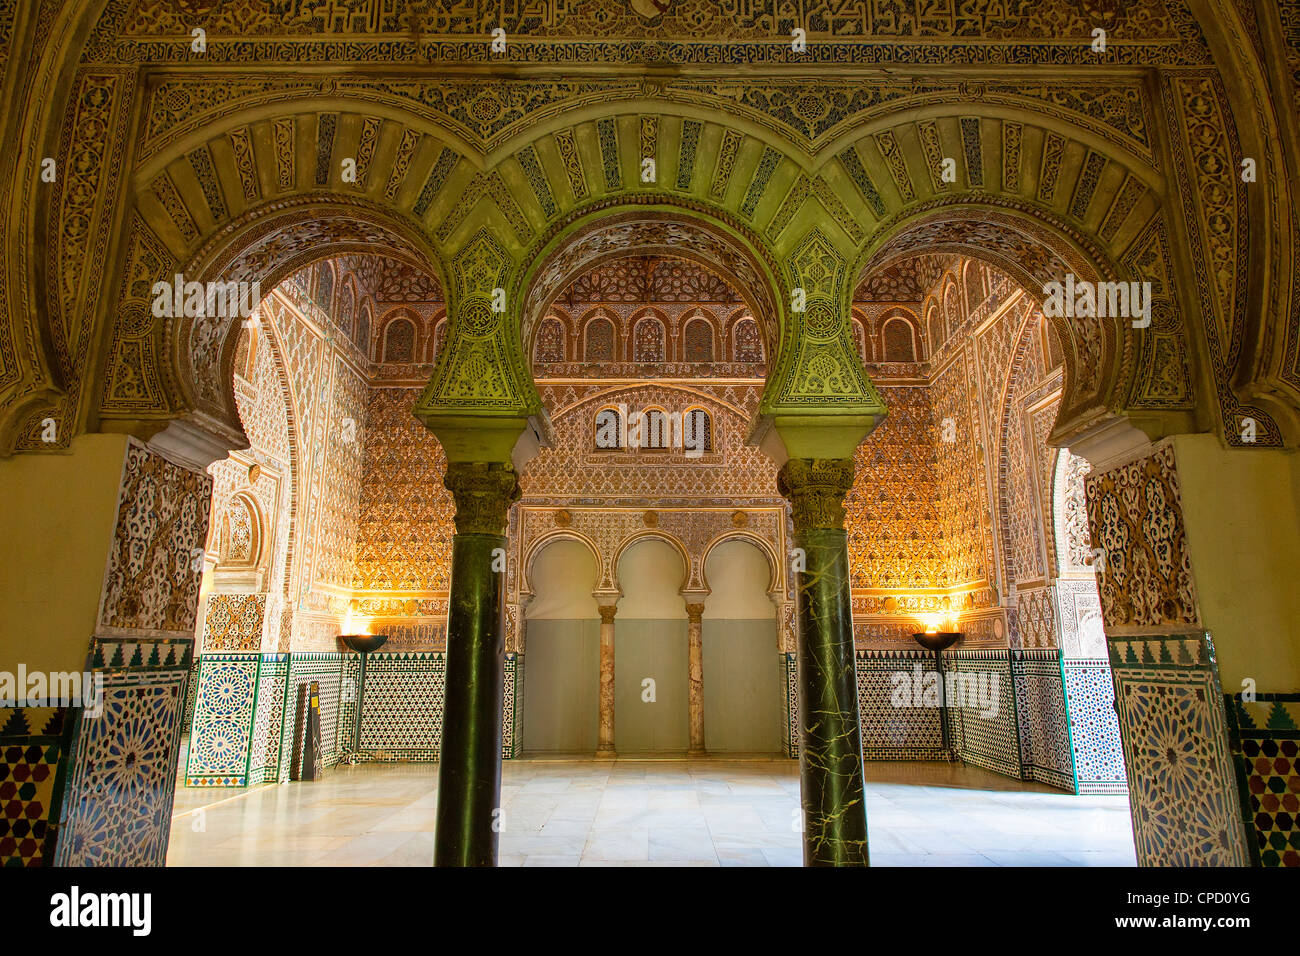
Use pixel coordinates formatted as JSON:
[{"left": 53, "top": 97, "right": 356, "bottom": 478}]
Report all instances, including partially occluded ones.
[
  {"left": 339, "top": 630, "right": 388, "bottom": 761},
  {"left": 913, "top": 614, "right": 963, "bottom": 759}
]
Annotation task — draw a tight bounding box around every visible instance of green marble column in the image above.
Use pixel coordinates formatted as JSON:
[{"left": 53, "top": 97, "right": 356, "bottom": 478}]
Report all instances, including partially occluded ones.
[
  {"left": 779, "top": 458, "right": 869, "bottom": 866},
  {"left": 434, "top": 462, "right": 518, "bottom": 867}
]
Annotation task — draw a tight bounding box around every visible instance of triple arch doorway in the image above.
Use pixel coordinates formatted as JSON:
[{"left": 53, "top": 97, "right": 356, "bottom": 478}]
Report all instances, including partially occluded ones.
[{"left": 522, "top": 538, "right": 783, "bottom": 756}]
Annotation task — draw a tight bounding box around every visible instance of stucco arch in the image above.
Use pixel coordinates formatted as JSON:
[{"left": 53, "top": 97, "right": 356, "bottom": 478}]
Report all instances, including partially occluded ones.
[
  {"left": 613, "top": 530, "right": 692, "bottom": 595},
  {"left": 102, "top": 194, "right": 446, "bottom": 467},
  {"left": 520, "top": 530, "right": 604, "bottom": 602},
  {"left": 517, "top": 203, "right": 783, "bottom": 367},
  {"left": 700, "top": 531, "right": 781, "bottom": 595},
  {"left": 854, "top": 201, "right": 1191, "bottom": 447}
]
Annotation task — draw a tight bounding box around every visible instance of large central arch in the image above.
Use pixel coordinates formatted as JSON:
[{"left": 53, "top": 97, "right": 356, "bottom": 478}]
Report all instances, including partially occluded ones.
[{"left": 515, "top": 202, "right": 784, "bottom": 384}]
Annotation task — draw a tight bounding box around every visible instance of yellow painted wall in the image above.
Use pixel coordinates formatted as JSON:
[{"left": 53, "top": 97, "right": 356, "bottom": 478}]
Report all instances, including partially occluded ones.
[
  {"left": 0, "top": 434, "right": 128, "bottom": 675},
  {"left": 1174, "top": 434, "right": 1300, "bottom": 691}
]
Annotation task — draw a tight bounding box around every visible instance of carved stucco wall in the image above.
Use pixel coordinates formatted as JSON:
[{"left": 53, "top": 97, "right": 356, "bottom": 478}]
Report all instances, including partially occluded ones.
[
  {"left": 200, "top": 253, "right": 1101, "bottom": 661},
  {"left": 202, "top": 259, "right": 376, "bottom": 652},
  {"left": 850, "top": 257, "right": 1103, "bottom": 650},
  {"left": 201, "top": 317, "right": 291, "bottom": 652}
]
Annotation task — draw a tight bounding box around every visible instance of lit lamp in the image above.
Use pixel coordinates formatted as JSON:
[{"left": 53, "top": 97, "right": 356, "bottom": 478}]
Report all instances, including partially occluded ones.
[
  {"left": 338, "top": 611, "right": 386, "bottom": 761},
  {"left": 912, "top": 613, "right": 963, "bottom": 758}
]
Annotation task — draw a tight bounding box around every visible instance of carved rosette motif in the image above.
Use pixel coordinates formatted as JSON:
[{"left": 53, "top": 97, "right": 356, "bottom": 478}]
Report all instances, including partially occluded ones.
[
  {"left": 443, "top": 462, "right": 521, "bottom": 535},
  {"left": 778, "top": 458, "right": 856, "bottom": 533}
]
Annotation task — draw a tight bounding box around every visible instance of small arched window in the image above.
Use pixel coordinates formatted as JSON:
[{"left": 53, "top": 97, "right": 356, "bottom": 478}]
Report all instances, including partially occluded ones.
[
  {"left": 852, "top": 317, "right": 869, "bottom": 364},
  {"left": 927, "top": 305, "right": 943, "bottom": 355},
  {"left": 384, "top": 317, "right": 416, "bottom": 363},
  {"left": 882, "top": 317, "right": 916, "bottom": 362},
  {"left": 594, "top": 406, "right": 623, "bottom": 450},
  {"left": 316, "top": 263, "right": 335, "bottom": 311},
  {"left": 432, "top": 318, "right": 448, "bottom": 363},
  {"left": 535, "top": 316, "right": 566, "bottom": 364},
  {"left": 338, "top": 284, "right": 355, "bottom": 341},
  {"left": 633, "top": 316, "right": 665, "bottom": 363},
  {"left": 733, "top": 317, "right": 764, "bottom": 363},
  {"left": 356, "top": 303, "right": 372, "bottom": 356},
  {"left": 683, "top": 317, "right": 714, "bottom": 362},
  {"left": 684, "top": 408, "right": 713, "bottom": 454},
  {"left": 632, "top": 408, "right": 671, "bottom": 449},
  {"left": 584, "top": 316, "right": 616, "bottom": 361}
]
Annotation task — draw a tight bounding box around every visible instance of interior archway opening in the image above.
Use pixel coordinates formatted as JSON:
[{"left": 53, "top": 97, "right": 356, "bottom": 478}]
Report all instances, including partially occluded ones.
[
  {"left": 849, "top": 248, "right": 1130, "bottom": 802},
  {"left": 182, "top": 249, "right": 459, "bottom": 785}
]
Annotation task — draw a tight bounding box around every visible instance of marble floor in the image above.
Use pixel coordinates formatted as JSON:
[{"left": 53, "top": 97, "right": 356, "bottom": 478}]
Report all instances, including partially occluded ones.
[{"left": 167, "top": 757, "right": 1136, "bottom": 866}]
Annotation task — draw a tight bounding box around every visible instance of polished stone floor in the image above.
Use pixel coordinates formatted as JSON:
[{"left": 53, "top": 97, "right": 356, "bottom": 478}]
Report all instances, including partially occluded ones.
[{"left": 166, "top": 756, "right": 1136, "bottom": 866}]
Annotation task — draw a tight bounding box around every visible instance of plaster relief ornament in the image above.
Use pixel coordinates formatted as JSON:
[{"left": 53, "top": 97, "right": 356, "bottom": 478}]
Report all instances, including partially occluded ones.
[{"left": 630, "top": 0, "right": 673, "bottom": 21}]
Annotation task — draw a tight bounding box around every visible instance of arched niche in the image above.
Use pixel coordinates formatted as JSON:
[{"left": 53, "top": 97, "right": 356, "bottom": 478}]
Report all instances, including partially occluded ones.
[
  {"left": 525, "top": 537, "right": 600, "bottom": 620},
  {"left": 582, "top": 312, "right": 616, "bottom": 362},
  {"left": 615, "top": 535, "right": 688, "bottom": 619},
  {"left": 700, "top": 537, "right": 782, "bottom": 755},
  {"left": 520, "top": 536, "right": 602, "bottom": 755},
  {"left": 702, "top": 538, "right": 776, "bottom": 619},
  {"left": 881, "top": 314, "right": 918, "bottom": 362}
]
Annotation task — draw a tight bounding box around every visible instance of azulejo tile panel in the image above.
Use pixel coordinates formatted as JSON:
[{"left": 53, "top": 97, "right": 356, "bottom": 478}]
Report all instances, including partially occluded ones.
[
  {"left": 90, "top": 636, "right": 192, "bottom": 669},
  {"left": 54, "top": 669, "right": 188, "bottom": 866},
  {"left": 944, "top": 650, "right": 1021, "bottom": 780},
  {"left": 784, "top": 653, "right": 799, "bottom": 758},
  {"left": 1109, "top": 632, "right": 1250, "bottom": 866},
  {"left": 186, "top": 654, "right": 259, "bottom": 787},
  {"left": 1226, "top": 694, "right": 1300, "bottom": 867},
  {"left": 354, "top": 652, "right": 444, "bottom": 759},
  {"left": 1063, "top": 657, "right": 1128, "bottom": 794},
  {"left": 1011, "top": 649, "right": 1075, "bottom": 791},
  {"left": 0, "top": 707, "right": 69, "bottom": 867},
  {"left": 181, "top": 658, "right": 200, "bottom": 734},
  {"left": 247, "top": 657, "right": 289, "bottom": 785},
  {"left": 277, "top": 654, "right": 347, "bottom": 781},
  {"left": 856, "top": 649, "right": 949, "bottom": 760},
  {"left": 503, "top": 653, "right": 521, "bottom": 759},
  {"left": 182, "top": 652, "right": 525, "bottom": 776}
]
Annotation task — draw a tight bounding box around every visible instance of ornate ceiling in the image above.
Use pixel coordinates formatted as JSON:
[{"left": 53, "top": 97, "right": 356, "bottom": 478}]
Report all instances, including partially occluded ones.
[{"left": 0, "top": 0, "right": 1296, "bottom": 461}]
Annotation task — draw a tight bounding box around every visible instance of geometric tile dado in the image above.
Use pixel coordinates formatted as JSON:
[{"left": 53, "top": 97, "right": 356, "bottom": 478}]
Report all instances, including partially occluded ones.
[
  {"left": 54, "top": 670, "right": 188, "bottom": 866},
  {"left": 0, "top": 707, "right": 68, "bottom": 867},
  {"left": 1226, "top": 695, "right": 1300, "bottom": 867},
  {"left": 1062, "top": 658, "right": 1128, "bottom": 795},
  {"left": 1108, "top": 633, "right": 1250, "bottom": 866}
]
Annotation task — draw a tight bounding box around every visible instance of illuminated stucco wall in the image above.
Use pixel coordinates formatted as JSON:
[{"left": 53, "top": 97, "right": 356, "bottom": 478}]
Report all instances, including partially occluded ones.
[{"left": 202, "top": 255, "right": 1097, "bottom": 659}]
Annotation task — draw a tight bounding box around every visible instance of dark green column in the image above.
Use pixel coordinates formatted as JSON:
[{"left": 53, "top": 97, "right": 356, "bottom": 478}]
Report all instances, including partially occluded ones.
[
  {"left": 434, "top": 462, "right": 518, "bottom": 867},
  {"left": 779, "top": 458, "right": 869, "bottom": 866}
]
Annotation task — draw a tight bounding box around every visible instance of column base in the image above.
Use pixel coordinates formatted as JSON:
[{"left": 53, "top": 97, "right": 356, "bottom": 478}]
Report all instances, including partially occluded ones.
[
  {"left": 594, "top": 748, "right": 617, "bottom": 759},
  {"left": 687, "top": 749, "right": 709, "bottom": 758}
]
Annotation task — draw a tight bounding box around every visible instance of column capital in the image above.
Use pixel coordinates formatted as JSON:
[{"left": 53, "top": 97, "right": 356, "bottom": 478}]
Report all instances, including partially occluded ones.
[
  {"left": 684, "top": 602, "right": 706, "bottom": 624},
  {"left": 443, "top": 462, "right": 520, "bottom": 535},
  {"left": 597, "top": 604, "right": 618, "bottom": 624},
  {"left": 777, "top": 458, "right": 856, "bottom": 532}
]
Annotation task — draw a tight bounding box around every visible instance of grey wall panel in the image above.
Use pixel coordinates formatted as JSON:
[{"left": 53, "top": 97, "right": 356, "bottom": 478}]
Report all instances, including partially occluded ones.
[
  {"left": 702, "top": 620, "right": 783, "bottom": 753},
  {"left": 521, "top": 619, "right": 599, "bottom": 753},
  {"left": 614, "top": 619, "right": 688, "bottom": 753}
]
